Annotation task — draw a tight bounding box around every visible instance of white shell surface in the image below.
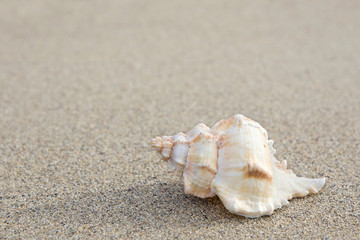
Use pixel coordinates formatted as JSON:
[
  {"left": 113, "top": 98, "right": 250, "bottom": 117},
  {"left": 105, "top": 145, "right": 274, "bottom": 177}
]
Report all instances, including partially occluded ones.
[
  {"left": 169, "top": 133, "right": 189, "bottom": 176},
  {"left": 210, "top": 114, "right": 275, "bottom": 217},
  {"left": 183, "top": 126, "right": 218, "bottom": 198},
  {"left": 152, "top": 114, "right": 326, "bottom": 218}
]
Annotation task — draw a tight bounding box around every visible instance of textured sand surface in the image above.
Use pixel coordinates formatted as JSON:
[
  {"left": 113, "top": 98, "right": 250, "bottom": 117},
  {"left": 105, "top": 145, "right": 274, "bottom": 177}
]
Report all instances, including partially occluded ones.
[{"left": 1, "top": 0, "right": 359, "bottom": 239}]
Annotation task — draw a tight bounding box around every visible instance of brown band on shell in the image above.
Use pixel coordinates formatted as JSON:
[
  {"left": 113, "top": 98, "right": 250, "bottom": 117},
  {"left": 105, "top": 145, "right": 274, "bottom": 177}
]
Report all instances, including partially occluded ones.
[
  {"left": 218, "top": 136, "right": 232, "bottom": 148},
  {"left": 243, "top": 163, "right": 273, "bottom": 182},
  {"left": 151, "top": 137, "right": 163, "bottom": 152},
  {"left": 212, "top": 116, "right": 236, "bottom": 135},
  {"left": 161, "top": 137, "right": 173, "bottom": 160},
  {"left": 218, "top": 133, "right": 238, "bottom": 149},
  {"left": 198, "top": 165, "right": 217, "bottom": 175},
  {"left": 191, "top": 134, "right": 203, "bottom": 144}
]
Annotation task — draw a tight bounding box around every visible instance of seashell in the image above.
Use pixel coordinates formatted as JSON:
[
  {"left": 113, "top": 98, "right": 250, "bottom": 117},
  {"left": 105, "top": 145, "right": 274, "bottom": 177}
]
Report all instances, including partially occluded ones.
[{"left": 152, "top": 114, "right": 325, "bottom": 218}]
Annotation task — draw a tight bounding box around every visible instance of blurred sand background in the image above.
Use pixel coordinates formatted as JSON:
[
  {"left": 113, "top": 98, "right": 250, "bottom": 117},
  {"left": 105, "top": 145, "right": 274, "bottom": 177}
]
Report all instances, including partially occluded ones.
[{"left": 0, "top": 0, "right": 359, "bottom": 239}]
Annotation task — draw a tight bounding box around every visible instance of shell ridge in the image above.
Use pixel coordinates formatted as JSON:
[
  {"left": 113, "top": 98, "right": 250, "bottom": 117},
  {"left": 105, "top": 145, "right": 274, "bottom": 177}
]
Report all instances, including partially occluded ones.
[
  {"left": 210, "top": 114, "right": 276, "bottom": 217},
  {"left": 182, "top": 124, "right": 218, "bottom": 199}
]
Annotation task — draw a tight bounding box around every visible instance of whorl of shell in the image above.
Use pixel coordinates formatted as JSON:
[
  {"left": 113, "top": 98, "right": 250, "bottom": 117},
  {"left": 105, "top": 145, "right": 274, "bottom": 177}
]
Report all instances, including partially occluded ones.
[{"left": 152, "top": 114, "right": 326, "bottom": 218}]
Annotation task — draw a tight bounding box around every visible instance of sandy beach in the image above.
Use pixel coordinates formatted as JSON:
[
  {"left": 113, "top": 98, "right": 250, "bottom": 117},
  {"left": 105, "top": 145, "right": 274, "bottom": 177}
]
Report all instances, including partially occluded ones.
[{"left": 0, "top": 0, "right": 359, "bottom": 238}]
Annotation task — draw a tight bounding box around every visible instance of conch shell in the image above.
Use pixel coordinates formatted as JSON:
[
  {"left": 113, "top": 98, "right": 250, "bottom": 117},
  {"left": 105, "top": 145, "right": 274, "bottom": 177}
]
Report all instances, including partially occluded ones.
[{"left": 152, "top": 114, "right": 325, "bottom": 218}]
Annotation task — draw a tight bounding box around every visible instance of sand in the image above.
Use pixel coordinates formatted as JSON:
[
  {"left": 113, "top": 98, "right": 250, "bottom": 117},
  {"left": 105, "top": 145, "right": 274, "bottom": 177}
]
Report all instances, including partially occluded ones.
[{"left": 0, "top": 0, "right": 359, "bottom": 239}]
